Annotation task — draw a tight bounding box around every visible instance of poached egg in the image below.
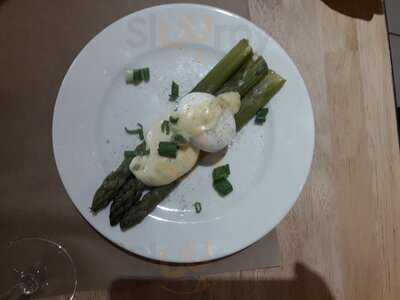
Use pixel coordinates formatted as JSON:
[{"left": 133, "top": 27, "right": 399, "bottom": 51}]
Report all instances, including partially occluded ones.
[
  {"left": 173, "top": 91, "right": 240, "bottom": 152},
  {"left": 129, "top": 91, "right": 241, "bottom": 186}
]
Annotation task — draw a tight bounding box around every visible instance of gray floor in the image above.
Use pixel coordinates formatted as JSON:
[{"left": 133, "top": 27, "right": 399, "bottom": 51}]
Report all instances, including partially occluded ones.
[{"left": 385, "top": 0, "right": 400, "bottom": 139}]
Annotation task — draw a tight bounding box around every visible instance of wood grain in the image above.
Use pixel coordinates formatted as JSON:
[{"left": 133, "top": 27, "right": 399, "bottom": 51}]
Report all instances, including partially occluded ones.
[
  {"left": 245, "top": 0, "right": 400, "bottom": 299},
  {"left": 43, "top": 0, "right": 400, "bottom": 299}
]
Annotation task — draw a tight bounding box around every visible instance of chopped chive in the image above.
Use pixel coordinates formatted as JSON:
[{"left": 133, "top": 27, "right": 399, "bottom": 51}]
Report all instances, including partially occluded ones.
[
  {"left": 133, "top": 69, "right": 142, "bottom": 84},
  {"left": 255, "top": 108, "right": 269, "bottom": 125},
  {"left": 169, "top": 116, "right": 179, "bottom": 124},
  {"left": 128, "top": 126, "right": 143, "bottom": 139},
  {"left": 140, "top": 69, "right": 146, "bottom": 82},
  {"left": 125, "top": 70, "right": 134, "bottom": 84},
  {"left": 194, "top": 202, "right": 202, "bottom": 213},
  {"left": 142, "top": 68, "right": 150, "bottom": 82},
  {"left": 158, "top": 141, "right": 178, "bottom": 158},
  {"left": 161, "top": 120, "right": 170, "bottom": 135},
  {"left": 212, "top": 164, "right": 231, "bottom": 182},
  {"left": 137, "top": 123, "right": 144, "bottom": 140},
  {"left": 257, "top": 107, "right": 269, "bottom": 117},
  {"left": 124, "top": 123, "right": 144, "bottom": 140},
  {"left": 212, "top": 165, "right": 233, "bottom": 196},
  {"left": 169, "top": 81, "right": 179, "bottom": 101},
  {"left": 173, "top": 134, "right": 188, "bottom": 145},
  {"left": 255, "top": 116, "right": 266, "bottom": 124},
  {"left": 124, "top": 127, "right": 137, "bottom": 135},
  {"left": 126, "top": 68, "right": 150, "bottom": 85},
  {"left": 213, "top": 178, "right": 233, "bottom": 196}
]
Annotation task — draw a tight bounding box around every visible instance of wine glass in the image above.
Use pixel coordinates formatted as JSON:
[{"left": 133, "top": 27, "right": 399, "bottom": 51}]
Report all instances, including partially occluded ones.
[{"left": 0, "top": 237, "right": 77, "bottom": 299}]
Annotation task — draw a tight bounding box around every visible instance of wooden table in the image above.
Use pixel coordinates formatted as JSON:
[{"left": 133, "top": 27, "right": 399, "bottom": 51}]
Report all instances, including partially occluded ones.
[{"left": 3, "top": 0, "right": 400, "bottom": 299}]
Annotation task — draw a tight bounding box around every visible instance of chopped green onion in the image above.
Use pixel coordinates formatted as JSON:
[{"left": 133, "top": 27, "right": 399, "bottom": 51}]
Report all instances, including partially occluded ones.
[
  {"left": 173, "top": 134, "right": 188, "bottom": 145},
  {"left": 124, "top": 123, "right": 144, "bottom": 140},
  {"left": 255, "top": 116, "right": 266, "bottom": 124},
  {"left": 124, "top": 127, "right": 137, "bottom": 134},
  {"left": 213, "top": 178, "right": 233, "bottom": 196},
  {"left": 133, "top": 70, "right": 142, "bottom": 84},
  {"left": 257, "top": 107, "right": 269, "bottom": 117},
  {"left": 137, "top": 123, "right": 144, "bottom": 140},
  {"left": 141, "top": 68, "right": 150, "bottom": 82},
  {"left": 126, "top": 68, "right": 150, "bottom": 85},
  {"left": 212, "top": 164, "right": 233, "bottom": 196},
  {"left": 255, "top": 108, "right": 269, "bottom": 125},
  {"left": 125, "top": 70, "right": 134, "bottom": 84},
  {"left": 169, "top": 81, "right": 179, "bottom": 101},
  {"left": 212, "top": 164, "right": 231, "bottom": 182},
  {"left": 161, "top": 120, "right": 170, "bottom": 135},
  {"left": 194, "top": 202, "right": 202, "bottom": 213},
  {"left": 158, "top": 141, "right": 178, "bottom": 158},
  {"left": 169, "top": 116, "right": 179, "bottom": 124}
]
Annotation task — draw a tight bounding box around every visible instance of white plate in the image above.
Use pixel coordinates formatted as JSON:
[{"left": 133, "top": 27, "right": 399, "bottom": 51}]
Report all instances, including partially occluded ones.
[{"left": 53, "top": 4, "right": 314, "bottom": 263}]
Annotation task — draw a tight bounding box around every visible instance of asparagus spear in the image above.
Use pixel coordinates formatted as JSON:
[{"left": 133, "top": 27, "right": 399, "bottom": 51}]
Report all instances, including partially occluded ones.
[
  {"left": 235, "top": 70, "right": 286, "bottom": 130},
  {"left": 116, "top": 42, "right": 257, "bottom": 229},
  {"left": 90, "top": 142, "right": 146, "bottom": 213},
  {"left": 217, "top": 55, "right": 269, "bottom": 96},
  {"left": 91, "top": 39, "right": 252, "bottom": 213},
  {"left": 109, "top": 177, "right": 145, "bottom": 226},
  {"left": 90, "top": 156, "right": 133, "bottom": 213},
  {"left": 91, "top": 40, "right": 251, "bottom": 214},
  {"left": 92, "top": 40, "right": 285, "bottom": 230},
  {"left": 191, "top": 39, "right": 253, "bottom": 94},
  {"left": 119, "top": 71, "right": 286, "bottom": 230},
  {"left": 120, "top": 182, "right": 178, "bottom": 230}
]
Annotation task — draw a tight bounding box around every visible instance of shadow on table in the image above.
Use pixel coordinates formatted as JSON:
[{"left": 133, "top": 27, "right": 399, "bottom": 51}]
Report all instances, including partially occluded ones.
[
  {"left": 110, "top": 263, "right": 335, "bottom": 300},
  {"left": 0, "top": 0, "right": 7, "bottom": 10},
  {"left": 321, "top": 0, "right": 383, "bottom": 20}
]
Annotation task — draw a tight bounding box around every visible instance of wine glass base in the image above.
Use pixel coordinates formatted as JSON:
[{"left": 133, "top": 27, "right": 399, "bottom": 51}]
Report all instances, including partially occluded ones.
[{"left": 0, "top": 238, "right": 77, "bottom": 299}]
